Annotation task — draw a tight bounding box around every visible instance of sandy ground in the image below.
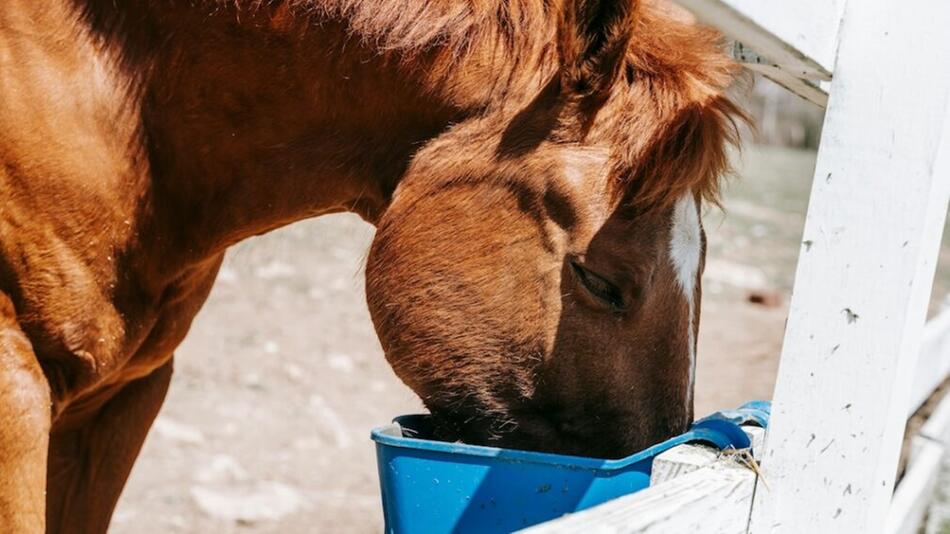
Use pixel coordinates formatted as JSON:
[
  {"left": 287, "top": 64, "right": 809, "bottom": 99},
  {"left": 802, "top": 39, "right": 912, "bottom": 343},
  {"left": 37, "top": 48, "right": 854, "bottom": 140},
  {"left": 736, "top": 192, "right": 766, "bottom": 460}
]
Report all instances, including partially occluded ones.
[{"left": 110, "top": 145, "right": 943, "bottom": 533}]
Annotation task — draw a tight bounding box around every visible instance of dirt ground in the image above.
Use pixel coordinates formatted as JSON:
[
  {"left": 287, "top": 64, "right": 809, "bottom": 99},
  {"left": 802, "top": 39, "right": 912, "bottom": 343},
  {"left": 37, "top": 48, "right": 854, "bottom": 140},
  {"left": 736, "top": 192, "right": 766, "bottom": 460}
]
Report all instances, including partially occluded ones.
[{"left": 110, "top": 145, "right": 938, "bottom": 533}]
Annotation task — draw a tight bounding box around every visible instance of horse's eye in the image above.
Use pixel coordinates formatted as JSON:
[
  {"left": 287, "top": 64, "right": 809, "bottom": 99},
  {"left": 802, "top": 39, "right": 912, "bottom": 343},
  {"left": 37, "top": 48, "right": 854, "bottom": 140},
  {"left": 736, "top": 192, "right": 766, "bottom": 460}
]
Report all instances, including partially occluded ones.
[{"left": 570, "top": 262, "right": 626, "bottom": 312}]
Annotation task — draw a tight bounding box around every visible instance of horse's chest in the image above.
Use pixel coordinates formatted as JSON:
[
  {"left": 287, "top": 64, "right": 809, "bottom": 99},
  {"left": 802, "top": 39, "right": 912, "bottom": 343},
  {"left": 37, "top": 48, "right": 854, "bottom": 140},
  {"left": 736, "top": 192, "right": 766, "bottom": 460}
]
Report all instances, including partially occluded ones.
[
  {"left": 119, "top": 258, "right": 224, "bottom": 381},
  {"left": 8, "top": 247, "right": 223, "bottom": 419}
]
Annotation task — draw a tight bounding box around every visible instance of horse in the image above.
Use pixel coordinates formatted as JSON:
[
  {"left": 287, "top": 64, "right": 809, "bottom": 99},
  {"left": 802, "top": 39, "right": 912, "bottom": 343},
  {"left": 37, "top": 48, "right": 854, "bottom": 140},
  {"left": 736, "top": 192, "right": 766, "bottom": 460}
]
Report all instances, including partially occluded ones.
[{"left": 0, "top": 0, "right": 743, "bottom": 531}]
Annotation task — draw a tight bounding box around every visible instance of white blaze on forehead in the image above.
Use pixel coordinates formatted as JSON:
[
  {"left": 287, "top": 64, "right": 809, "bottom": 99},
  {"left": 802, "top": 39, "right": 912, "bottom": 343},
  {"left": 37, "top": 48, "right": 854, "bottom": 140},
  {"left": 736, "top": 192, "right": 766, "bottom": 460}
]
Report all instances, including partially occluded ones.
[
  {"left": 669, "top": 194, "right": 702, "bottom": 298},
  {"left": 669, "top": 194, "right": 702, "bottom": 411}
]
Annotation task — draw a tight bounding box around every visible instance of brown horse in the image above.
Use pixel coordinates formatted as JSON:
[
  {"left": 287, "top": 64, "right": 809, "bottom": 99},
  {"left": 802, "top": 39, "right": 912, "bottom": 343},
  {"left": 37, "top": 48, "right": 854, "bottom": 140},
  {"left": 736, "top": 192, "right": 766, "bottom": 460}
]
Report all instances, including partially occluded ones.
[{"left": 0, "top": 0, "right": 742, "bottom": 531}]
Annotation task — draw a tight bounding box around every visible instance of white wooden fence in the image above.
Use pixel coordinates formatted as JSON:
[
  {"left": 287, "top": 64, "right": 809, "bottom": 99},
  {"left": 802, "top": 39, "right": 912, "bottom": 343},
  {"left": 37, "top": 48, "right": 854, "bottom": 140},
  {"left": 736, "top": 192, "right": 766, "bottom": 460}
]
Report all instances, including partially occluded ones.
[
  {"left": 523, "top": 310, "right": 950, "bottom": 533},
  {"left": 525, "top": 1, "right": 950, "bottom": 532}
]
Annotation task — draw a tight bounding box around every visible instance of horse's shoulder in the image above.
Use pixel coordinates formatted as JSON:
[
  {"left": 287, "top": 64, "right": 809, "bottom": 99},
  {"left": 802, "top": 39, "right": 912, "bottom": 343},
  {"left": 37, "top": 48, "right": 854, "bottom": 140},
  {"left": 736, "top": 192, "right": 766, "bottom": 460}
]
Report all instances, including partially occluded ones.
[{"left": 0, "top": 179, "right": 219, "bottom": 410}]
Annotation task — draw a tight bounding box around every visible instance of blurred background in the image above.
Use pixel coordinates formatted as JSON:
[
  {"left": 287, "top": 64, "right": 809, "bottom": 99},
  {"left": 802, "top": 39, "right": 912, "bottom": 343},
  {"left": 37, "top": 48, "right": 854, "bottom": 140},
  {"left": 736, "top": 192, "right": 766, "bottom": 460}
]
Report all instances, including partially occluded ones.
[{"left": 110, "top": 76, "right": 950, "bottom": 533}]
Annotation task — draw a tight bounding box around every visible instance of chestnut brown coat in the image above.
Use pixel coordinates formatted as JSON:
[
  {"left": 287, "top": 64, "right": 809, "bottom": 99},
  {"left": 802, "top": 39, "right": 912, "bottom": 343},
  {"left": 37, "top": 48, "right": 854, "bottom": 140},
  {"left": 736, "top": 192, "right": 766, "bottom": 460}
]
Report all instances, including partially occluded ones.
[{"left": 0, "top": 0, "right": 742, "bottom": 531}]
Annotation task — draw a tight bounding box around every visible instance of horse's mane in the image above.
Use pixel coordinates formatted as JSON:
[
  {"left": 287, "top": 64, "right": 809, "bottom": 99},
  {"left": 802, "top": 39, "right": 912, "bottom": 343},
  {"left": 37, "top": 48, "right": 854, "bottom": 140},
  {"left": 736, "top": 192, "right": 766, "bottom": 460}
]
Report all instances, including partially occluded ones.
[
  {"left": 82, "top": 0, "right": 745, "bottom": 209},
  {"left": 299, "top": 0, "right": 746, "bottom": 208},
  {"left": 316, "top": 0, "right": 552, "bottom": 59}
]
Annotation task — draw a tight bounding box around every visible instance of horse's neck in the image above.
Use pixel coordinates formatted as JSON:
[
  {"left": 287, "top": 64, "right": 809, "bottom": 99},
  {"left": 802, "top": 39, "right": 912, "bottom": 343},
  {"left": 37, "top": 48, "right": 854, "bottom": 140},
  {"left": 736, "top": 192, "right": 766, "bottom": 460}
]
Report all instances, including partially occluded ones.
[
  {"left": 0, "top": 1, "right": 472, "bottom": 397},
  {"left": 5, "top": 0, "right": 539, "bottom": 275},
  {"left": 130, "top": 1, "right": 559, "bottom": 269},
  {"left": 133, "top": 7, "right": 466, "bottom": 268}
]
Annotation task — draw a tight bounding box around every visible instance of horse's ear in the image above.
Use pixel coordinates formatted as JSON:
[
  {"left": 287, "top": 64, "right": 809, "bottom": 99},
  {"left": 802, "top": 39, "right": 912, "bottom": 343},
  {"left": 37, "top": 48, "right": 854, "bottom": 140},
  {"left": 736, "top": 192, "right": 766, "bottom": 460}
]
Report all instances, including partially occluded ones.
[{"left": 557, "top": 0, "right": 637, "bottom": 102}]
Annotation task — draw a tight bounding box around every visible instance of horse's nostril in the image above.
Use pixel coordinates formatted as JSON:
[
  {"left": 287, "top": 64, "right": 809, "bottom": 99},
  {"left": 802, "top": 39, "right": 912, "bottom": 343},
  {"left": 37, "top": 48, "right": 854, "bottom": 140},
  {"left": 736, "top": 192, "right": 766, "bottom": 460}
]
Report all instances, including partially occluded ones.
[{"left": 555, "top": 419, "right": 583, "bottom": 437}]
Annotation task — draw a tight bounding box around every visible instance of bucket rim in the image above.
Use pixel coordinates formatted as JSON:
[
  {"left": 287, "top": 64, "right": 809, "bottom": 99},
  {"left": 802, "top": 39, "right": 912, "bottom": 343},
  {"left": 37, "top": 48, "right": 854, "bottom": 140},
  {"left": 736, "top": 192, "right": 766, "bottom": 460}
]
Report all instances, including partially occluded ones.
[{"left": 370, "top": 412, "right": 758, "bottom": 471}]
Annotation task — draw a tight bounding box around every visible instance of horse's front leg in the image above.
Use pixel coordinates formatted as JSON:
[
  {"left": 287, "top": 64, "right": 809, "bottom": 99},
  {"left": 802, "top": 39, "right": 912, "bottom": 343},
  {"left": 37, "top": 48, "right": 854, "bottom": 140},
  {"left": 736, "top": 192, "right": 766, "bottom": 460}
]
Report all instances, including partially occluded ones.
[
  {"left": 46, "top": 359, "right": 173, "bottom": 534},
  {"left": 0, "top": 292, "right": 52, "bottom": 533}
]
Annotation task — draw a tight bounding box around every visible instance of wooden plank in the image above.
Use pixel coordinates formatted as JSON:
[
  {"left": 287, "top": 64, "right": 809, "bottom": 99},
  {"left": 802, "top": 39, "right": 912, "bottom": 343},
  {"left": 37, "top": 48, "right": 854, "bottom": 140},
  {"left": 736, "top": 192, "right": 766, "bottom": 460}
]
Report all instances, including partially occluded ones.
[
  {"left": 748, "top": 1, "right": 950, "bottom": 531},
  {"left": 890, "top": 391, "right": 950, "bottom": 534},
  {"left": 650, "top": 425, "right": 765, "bottom": 486},
  {"left": 519, "top": 459, "right": 756, "bottom": 534},
  {"left": 677, "top": 0, "right": 844, "bottom": 105},
  {"left": 524, "top": 426, "right": 762, "bottom": 532},
  {"left": 925, "top": 456, "right": 950, "bottom": 534},
  {"left": 885, "top": 437, "right": 944, "bottom": 534},
  {"left": 921, "top": 387, "right": 950, "bottom": 443},
  {"left": 924, "top": 392, "right": 950, "bottom": 534},
  {"left": 523, "top": 409, "right": 949, "bottom": 534},
  {"left": 745, "top": 426, "right": 765, "bottom": 457},
  {"left": 524, "top": 395, "right": 950, "bottom": 534},
  {"left": 650, "top": 426, "right": 765, "bottom": 486},
  {"left": 677, "top": 0, "right": 842, "bottom": 79},
  {"left": 910, "top": 308, "right": 950, "bottom": 416},
  {"left": 649, "top": 443, "right": 719, "bottom": 486},
  {"left": 741, "top": 63, "right": 827, "bottom": 107}
]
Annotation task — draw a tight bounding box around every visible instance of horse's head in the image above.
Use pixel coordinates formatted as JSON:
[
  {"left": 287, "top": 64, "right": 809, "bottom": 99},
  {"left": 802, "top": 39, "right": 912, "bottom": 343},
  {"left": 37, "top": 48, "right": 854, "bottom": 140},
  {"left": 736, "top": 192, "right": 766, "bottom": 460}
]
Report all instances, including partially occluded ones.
[{"left": 366, "top": 0, "right": 743, "bottom": 458}]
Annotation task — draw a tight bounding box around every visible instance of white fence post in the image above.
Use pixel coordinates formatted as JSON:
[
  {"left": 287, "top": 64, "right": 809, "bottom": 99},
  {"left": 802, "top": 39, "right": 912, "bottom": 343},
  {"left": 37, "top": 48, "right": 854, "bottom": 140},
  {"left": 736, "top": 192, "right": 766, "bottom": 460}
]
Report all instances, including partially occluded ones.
[{"left": 748, "top": 1, "right": 950, "bottom": 532}]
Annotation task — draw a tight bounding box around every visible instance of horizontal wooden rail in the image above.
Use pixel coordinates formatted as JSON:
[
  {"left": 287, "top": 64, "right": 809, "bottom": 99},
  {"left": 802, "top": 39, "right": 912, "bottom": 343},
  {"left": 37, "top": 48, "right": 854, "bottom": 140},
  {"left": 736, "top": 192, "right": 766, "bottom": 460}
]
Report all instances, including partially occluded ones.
[
  {"left": 520, "top": 427, "right": 763, "bottom": 533},
  {"left": 520, "top": 458, "right": 755, "bottom": 533},
  {"left": 909, "top": 306, "right": 950, "bottom": 416},
  {"left": 676, "top": 0, "right": 845, "bottom": 106},
  {"left": 524, "top": 310, "right": 950, "bottom": 533},
  {"left": 886, "top": 389, "right": 950, "bottom": 534},
  {"left": 886, "top": 438, "right": 943, "bottom": 534}
]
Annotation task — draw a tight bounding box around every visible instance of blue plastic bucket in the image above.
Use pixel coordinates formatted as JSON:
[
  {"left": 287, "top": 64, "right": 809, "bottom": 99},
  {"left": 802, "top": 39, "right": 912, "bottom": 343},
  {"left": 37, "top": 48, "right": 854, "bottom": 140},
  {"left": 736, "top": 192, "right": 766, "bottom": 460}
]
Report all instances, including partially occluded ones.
[{"left": 371, "top": 401, "right": 769, "bottom": 533}]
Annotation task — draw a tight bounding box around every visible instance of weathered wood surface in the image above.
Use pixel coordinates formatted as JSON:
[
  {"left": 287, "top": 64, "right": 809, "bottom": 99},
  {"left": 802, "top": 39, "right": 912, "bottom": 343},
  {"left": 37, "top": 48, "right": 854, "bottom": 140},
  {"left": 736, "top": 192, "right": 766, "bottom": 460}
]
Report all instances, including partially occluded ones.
[
  {"left": 650, "top": 426, "right": 764, "bottom": 486},
  {"left": 523, "top": 427, "right": 763, "bottom": 533},
  {"left": 886, "top": 437, "right": 944, "bottom": 534},
  {"left": 649, "top": 444, "right": 719, "bottom": 487},
  {"left": 888, "top": 389, "right": 950, "bottom": 534},
  {"left": 910, "top": 308, "right": 950, "bottom": 416},
  {"left": 519, "top": 459, "right": 755, "bottom": 534},
  {"left": 677, "top": 0, "right": 844, "bottom": 106},
  {"left": 525, "top": 366, "right": 950, "bottom": 533},
  {"left": 523, "top": 383, "right": 950, "bottom": 534},
  {"left": 748, "top": 0, "right": 950, "bottom": 529},
  {"left": 920, "top": 390, "right": 950, "bottom": 534},
  {"left": 925, "top": 454, "right": 950, "bottom": 534},
  {"left": 737, "top": 62, "right": 827, "bottom": 108}
]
